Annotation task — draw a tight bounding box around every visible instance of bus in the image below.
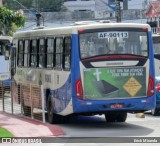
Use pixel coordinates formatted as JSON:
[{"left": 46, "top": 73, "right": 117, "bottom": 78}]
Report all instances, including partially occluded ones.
[
  {"left": 11, "top": 22, "right": 155, "bottom": 123},
  {"left": 152, "top": 34, "right": 160, "bottom": 77},
  {"left": 0, "top": 36, "right": 12, "bottom": 97},
  {"left": 151, "top": 33, "right": 160, "bottom": 115}
]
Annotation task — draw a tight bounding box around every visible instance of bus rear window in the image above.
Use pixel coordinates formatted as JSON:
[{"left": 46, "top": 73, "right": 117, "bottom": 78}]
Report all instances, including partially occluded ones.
[{"left": 79, "top": 30, "right": 148, "bottom": 59}]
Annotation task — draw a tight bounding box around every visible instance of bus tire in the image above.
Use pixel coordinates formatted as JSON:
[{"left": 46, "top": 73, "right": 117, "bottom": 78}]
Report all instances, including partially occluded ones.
[
  {"left": 105, "top": 112, "right": 117, "bottom": 122},
  {"left": 116, "top": 112, "right": 127, "bottom": 122},
  {"left": 151, "top": 108, "right": 159, "bottom": 116},
  {"left": 105, "top": 111, "right": 127, "bottom": 122},
  {"left": 47, "top": 94, "right": 62, "bottom": 124},
  {"left": 23, "top": 105, "right": 31, "bottom": 116}
]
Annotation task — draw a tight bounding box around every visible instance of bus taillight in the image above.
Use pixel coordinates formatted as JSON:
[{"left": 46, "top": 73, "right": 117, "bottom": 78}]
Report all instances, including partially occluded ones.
[
  {"left": 147, "top": 75, "right": 154, "bottom": 97},
  {"left": 75, "top": 78, "right": 83, "bottom": 99}
]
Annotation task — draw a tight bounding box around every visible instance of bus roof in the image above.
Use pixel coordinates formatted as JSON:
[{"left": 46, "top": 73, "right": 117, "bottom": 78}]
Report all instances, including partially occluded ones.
[
  {"left": 13, "top": 22, "right": 151, "bottom": 39},
  {"left": 0, "top": 36, "right": 12, "bottom": 42}
]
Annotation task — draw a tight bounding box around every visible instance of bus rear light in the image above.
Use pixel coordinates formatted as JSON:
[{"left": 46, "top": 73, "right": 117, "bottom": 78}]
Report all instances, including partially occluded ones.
[
  {"left": 78, "top": 29, "right": 84, "bottom": 33},
  {"left": 75, "top": 78, "right": 83, "bottom": 99},
  {"left": 147, "top": 75, "right": 154, "bottom": 97},
  {"left": 156, "top": 83, "right": 160, "bottom": 92},
  {"left": 143, "top": 28, "right": 148, "bottom": 31}
]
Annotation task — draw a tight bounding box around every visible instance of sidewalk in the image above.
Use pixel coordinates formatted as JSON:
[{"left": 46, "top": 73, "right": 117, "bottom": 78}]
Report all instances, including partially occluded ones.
[{"left": 0, "top": 111, "right": 65, "bottom": 137}]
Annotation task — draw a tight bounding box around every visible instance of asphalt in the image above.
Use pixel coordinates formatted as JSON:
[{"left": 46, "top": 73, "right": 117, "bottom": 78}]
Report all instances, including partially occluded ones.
[{"left": 0, "top": 111, "right": 65, "bottom": 137}]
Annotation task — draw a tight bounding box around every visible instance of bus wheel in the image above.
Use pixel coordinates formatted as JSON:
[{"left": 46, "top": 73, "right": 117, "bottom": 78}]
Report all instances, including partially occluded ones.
[
  {"left": 116, "top": 112, "right": 127, "bottom": 122},
  {"left": 151, "top": 108, "right": 159, "bottom": 116},
  {"left": 23, "top": 105, "right": 31, "bottom": 116},
  {"left": 47, "top": 94, "right": 61, "bottom": 124},
  {"left": 105, "top": 112, "right": 117, "bottom": 122},
  {"left": 105, "top": 112, "right": 127, "bottom": 122}
]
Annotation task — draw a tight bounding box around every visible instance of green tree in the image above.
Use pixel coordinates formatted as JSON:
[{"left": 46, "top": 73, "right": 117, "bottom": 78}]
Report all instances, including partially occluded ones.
[{"left": 0, "top": 6, "right": 25, "bottom": 36}]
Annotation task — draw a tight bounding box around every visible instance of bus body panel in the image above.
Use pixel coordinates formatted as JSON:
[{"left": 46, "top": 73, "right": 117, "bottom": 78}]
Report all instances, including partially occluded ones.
[
  {"left": 71, "top": 30, "right": 155, "bottom": 114},
  {"left": 13, "top": 67, "right": 73, "bottom": 115},
  {"left": 12, "top": 23, "right": 155, "bottom": 118},
  {"left": 152, "top": 34, "right": 160, "bottom": 112}
]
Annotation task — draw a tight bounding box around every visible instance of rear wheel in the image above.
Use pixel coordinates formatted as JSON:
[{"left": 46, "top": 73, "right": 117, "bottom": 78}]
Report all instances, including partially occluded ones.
[
  {"left": 23, "top": 105, "right": 31, "bottom": 116},
  {"left": 47, "top": 94, "right": 63, "bottom": 124},
  {"left": 105, "top": 111, "right": 127, "bottom": 122},
  {"left": 116, "top": 112, "right": 127, "bottom": 122},
  {"left": 151, "top": 107, "right": 159, "bottom": 116}
]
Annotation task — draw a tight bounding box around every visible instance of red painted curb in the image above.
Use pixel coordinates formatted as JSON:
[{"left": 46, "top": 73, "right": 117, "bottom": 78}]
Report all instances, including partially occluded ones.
[{"left": 0, "top": 111, "right": 65, "bottom": 137}]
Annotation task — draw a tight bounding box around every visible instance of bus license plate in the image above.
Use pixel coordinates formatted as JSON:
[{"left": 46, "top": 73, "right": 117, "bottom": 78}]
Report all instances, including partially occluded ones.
[{"left": 110, "top": 103, "right": 124, "bottom": 109}]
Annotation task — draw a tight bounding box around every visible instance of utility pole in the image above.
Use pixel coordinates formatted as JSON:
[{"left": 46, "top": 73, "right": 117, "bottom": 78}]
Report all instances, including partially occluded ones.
[
  {"left": 36, "top": 0, "right": 41, "bottom": 27},
  {"left": 13, "top": 0, "right": 44, "bottom": 27},
  {"left": 123, "top": 0, "right": 128, "bottom": 10},
  {"left": 116, "top": 0, "right": 121, "bottom": 22}
]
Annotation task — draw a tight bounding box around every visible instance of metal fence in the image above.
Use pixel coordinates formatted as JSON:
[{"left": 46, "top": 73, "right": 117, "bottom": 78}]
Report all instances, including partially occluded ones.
[{"left": 0, "top": 81, "right": 45, "bottom": 123}]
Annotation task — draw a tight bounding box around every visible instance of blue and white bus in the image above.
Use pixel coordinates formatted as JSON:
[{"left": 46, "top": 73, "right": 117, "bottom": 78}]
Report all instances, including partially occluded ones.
[
  {"left": 12, "top": 22, "right": 155, "bottom": 123},
  {"left": 0, "top": 36, "right": 12, "bottom": 97},
  {"left": 152, "top": 33, "right": 160, "bottom": 77},
  {"left": 151, "top": 33, "right": 160, "bottom": 115}
]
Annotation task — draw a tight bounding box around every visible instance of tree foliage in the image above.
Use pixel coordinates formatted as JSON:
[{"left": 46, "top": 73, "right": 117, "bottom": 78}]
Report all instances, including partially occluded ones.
[
  {"left": 0, "top": 6, "right": 25, "bottom": 36},
  {"left": 3, "top": 0, "right": 66, "bottom": 12}
]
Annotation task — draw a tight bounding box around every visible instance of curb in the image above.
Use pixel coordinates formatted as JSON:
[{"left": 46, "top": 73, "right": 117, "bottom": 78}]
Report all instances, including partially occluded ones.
[{"left": 0, "top": 111, "right": 65, "bottom": 137}]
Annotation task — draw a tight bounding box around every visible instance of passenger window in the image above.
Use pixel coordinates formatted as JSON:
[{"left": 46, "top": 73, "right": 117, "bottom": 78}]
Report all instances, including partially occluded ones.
[
  {"left": 24, "top": 40, "right": 30, "bottom": 67},
  {"left": 63, "top": 37, "right": 71, "bottom": 70},
  {"left": 30, "top": 40, "right": 37, "bottom": 67},
  {"left": 55, "top": 38, "right": 63, "bottom": 69},
  {"left": 38, "top": 39, "right": 46, "bottom": 68},
  {"left": 47, "top": 38, "right": 54, "bottom": 68},
  {"left": 18, "top": 40, "right": 24, "bottom": 66}
]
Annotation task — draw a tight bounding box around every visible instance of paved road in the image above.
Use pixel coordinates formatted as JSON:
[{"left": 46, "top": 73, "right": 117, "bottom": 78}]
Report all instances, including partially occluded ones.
[
  {"left": 1, "top": 93, "right": 160, "bottom": 146},
  {"left": 59, "top": 113, "right": 160, "bottom": 138}
]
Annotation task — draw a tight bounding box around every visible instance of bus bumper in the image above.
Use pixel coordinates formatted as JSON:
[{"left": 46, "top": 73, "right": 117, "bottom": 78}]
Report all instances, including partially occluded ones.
[{"left": 72, "top": 96, "right": 155, "bottom": 114}]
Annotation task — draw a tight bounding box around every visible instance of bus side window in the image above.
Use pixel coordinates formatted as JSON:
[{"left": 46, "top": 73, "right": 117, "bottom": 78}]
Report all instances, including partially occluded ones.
[
  {"left": 38, "top": 39, "right": 46, "bottom": 68},
  {"left": 63, "top": 37, "right": 71, "bottom": 70},
  {"left": 47, "top": 38, "right": 54, "bottom": 68},
  {"left": 17, "top": 40, "right": 24, "bottom": 66},
  {"left": 55, "top": 37, "right": 63, "bottom": 69},
  {"left": 24, "top": 40, "right": 30, "bottom": 67},
  {"left": 30, "top": 40, "right": 38, "bottom": 67}
]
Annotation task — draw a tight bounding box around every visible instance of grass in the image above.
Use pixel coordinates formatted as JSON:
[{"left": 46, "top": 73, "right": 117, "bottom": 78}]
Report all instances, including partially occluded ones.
[{"left": 0, "top": 127, "right": 14, "bottom": 137}]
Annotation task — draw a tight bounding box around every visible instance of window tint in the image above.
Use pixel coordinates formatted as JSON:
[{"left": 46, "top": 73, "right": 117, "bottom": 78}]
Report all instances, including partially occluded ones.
[
  {"left": 79, "top": 30, "right": 148, "bottom": 59},
  {"left": 38, "top": 39, "right": 46, "bottom": 68},
  {"left": 47, "top": 38, "right": 54, "bottom": 68},
  {"left": 30, "top": 40, "right": 37, "bottom": 67},
  {"left": 18, "top": 40, "right": 24, "bottom": 66},
  {"left": 64, "top": 37, "right": 71, "bottom": 70},
  {"left": 55, "top": 38, "right": 63, "bottom": 69},
  {"left": 24, "top": 40, "right": 30, "bottom": 67}
]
